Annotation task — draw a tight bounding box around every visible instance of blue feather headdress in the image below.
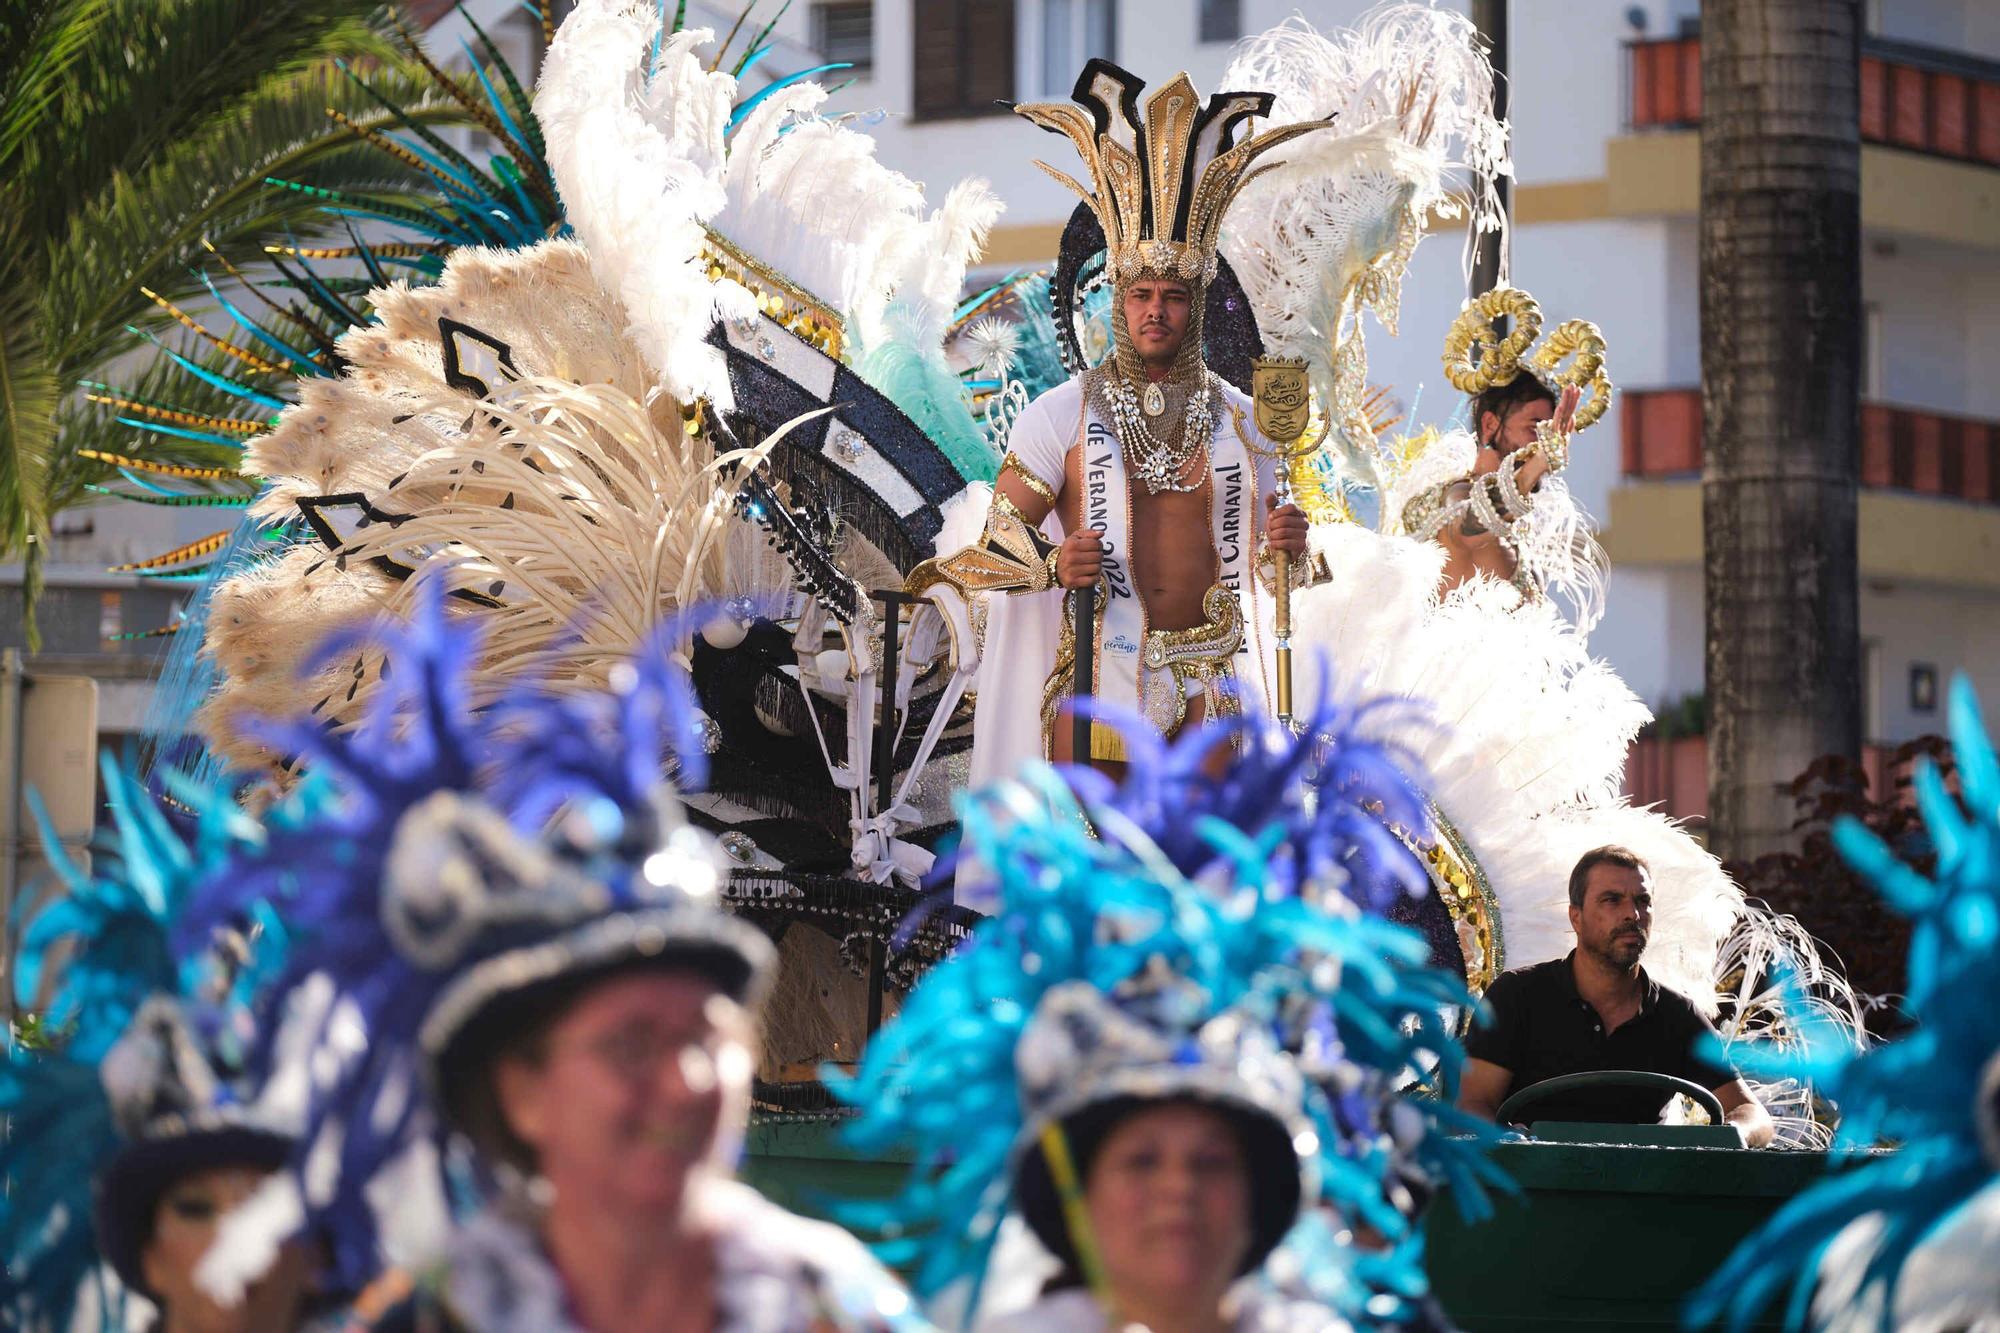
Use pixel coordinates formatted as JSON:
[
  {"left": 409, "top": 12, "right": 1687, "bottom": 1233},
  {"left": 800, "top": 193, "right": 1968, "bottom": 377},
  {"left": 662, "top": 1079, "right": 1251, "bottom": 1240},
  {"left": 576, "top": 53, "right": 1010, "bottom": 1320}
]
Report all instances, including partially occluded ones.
[
  {"left": 830, "top": 694, "right": 1506, "bottom": 1321},
  {"left": 0, "top": 757, "right": 305, "bottom": 1330},
  {"left": 169, "top": 586, "right": 775, "bottom": 1296},
  {"left": 1689, "top": 675, "right": 2000, "bottom": 1331}
]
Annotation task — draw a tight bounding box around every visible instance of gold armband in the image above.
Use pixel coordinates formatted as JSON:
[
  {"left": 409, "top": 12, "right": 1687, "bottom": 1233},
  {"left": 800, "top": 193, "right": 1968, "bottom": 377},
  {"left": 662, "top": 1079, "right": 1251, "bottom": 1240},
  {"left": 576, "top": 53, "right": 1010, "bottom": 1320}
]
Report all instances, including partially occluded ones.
[
  {"left": 905, "top": 493, "right": 1061, "bottom": 599},
  {"left": 1001, "top": 453, "right": 1058, "bottom": 506}
]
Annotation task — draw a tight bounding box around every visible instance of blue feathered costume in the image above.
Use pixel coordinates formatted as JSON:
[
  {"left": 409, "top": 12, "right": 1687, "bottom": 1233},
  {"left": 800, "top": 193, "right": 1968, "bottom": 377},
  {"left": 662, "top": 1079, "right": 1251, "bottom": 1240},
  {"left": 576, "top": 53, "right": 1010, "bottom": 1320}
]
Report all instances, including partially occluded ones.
[
  {"left": 832, "top": 698, "right": 1508, "bottom": 1328},
  {"left": 0, "top": 756, "right": 316, "bottom": 1329},
  {"left": 157, "top": 591, "right": 926, "bottom": 1333},
  {"left": 1690, "top": 675, "right": 2000, "bottom": 1331}
]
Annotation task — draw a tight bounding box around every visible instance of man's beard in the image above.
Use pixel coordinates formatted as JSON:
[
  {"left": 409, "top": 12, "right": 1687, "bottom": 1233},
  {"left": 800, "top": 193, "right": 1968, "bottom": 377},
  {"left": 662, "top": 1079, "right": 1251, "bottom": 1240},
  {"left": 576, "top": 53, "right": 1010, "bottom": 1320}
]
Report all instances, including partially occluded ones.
[
  {"left": 1134, "top": 322, "right": 1186, "bottom": 373},
  {"left": 1593, "top": 927, "right": 1647, "bottom": 966}
]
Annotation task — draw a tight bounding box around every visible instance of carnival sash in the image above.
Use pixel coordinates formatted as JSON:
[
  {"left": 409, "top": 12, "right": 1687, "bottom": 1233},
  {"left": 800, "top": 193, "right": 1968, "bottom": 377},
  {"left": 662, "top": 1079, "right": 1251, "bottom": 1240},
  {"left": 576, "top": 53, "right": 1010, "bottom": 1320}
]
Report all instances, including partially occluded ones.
[{"left": 1076, "top": 406, "right": 1257, "bottom": 759}]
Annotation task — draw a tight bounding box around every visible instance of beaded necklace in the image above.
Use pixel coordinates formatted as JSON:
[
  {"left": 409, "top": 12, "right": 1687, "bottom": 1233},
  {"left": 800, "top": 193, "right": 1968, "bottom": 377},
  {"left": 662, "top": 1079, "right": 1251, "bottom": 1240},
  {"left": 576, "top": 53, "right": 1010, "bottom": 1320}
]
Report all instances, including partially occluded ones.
[{"left": 1090, "top": 365, "right": 1219, "bottom": 494}]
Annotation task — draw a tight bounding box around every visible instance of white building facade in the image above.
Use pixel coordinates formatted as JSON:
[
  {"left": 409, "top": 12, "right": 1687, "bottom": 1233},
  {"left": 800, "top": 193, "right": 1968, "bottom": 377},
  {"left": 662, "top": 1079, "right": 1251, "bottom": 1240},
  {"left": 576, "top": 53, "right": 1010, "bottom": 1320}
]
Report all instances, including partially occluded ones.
[{"left": 16, "top": 0, "right": 1999, "bottom": 789}]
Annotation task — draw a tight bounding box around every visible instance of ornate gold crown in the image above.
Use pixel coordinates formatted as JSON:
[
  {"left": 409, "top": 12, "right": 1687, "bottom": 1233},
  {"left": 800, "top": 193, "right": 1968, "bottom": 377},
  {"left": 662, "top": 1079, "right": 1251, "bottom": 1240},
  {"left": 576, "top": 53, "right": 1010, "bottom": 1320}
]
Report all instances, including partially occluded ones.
[{"left": 1017, "top": 59, "right": 1327, "bottom": 287}]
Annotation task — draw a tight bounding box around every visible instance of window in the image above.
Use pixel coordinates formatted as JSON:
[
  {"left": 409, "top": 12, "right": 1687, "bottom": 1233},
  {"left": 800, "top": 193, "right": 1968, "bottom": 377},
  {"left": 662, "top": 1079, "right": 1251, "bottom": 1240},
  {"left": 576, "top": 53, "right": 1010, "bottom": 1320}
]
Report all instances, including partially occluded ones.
[
  {"left": 914, "top": 1, "right": 1017, "bottom": 119},
  {"left": 1039, "top": 0, "right": 1114, "bottom": 98},
  {"left": 1861, "top": 301, "right": 1883, "bottom": 400},
  {"left": 1197, "top": 0, "right": 1239, "bottom": 44},
  {"left": 1862, "top": 638, "right": 1882, "bottom": 740},
  {"left": 813, "top": 2, "right": 873, "bottom": 74}
]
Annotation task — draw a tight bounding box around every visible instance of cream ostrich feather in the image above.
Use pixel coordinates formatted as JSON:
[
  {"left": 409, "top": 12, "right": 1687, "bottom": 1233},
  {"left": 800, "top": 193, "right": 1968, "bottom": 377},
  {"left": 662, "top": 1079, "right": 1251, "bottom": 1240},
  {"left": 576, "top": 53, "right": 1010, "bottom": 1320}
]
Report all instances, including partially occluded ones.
[
  {"left": 1219, "top": 6, "right": 1508, "bottom": 493},
  {"left": 198, "top": 241, "right": 814, "bottom": 770}
]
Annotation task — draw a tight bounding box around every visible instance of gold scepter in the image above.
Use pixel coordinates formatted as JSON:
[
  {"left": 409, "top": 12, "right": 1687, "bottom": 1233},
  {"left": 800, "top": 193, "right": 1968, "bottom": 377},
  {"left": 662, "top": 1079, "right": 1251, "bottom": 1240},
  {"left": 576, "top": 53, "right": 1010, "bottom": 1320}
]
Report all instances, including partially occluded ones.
[{"left": 1248, "top": 356, "right": 1320, "bottom": 729}]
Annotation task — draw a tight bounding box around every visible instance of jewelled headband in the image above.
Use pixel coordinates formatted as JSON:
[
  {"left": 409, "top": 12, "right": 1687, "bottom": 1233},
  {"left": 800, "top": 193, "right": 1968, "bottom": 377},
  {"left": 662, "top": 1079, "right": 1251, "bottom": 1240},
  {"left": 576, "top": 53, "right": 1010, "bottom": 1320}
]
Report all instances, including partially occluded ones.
[
  {"left": 1016, "top": 59, "right": 1329, "bottom": 289},
  {"left": 1442, "top": 285, "right": 1614, "bottom": 431}
]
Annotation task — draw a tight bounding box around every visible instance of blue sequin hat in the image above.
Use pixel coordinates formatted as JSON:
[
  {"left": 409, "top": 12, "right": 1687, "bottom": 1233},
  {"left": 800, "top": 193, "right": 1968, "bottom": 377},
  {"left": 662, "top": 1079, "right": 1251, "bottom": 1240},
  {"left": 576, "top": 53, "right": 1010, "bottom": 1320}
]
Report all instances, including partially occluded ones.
[{"left": 392, "top": 782, "right": 777, "bottom": 1149}]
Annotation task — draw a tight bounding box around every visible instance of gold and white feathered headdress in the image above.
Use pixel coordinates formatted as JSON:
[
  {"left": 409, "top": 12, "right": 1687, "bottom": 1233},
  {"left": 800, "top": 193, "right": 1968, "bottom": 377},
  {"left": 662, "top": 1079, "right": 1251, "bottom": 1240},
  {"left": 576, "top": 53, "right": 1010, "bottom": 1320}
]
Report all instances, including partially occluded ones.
[{"left": 1015, "top": 59, "right": 1326, "bottom": 290}]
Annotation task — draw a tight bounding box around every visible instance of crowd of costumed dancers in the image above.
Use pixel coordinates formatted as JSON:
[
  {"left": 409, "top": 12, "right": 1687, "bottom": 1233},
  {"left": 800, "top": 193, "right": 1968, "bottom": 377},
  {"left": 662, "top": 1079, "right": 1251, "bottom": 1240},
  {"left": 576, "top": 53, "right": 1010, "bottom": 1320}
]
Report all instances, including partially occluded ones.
[{"left": 4, "top": 0, "right": 1989, "bottom": 1329}]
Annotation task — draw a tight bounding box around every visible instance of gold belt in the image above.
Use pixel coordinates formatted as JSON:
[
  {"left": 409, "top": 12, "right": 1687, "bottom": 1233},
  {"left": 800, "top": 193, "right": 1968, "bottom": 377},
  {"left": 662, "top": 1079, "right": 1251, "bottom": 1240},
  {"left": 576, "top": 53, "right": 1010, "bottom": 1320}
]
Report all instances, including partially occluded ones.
[{"left": 1041, "top": 584, "right": 1244, "bottom": 758}]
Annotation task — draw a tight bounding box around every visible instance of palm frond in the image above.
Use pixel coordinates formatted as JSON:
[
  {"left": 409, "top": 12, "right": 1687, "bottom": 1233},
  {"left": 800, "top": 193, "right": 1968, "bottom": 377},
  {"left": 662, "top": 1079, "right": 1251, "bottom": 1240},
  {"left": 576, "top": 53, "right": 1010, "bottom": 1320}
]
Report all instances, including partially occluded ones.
[
  {"left": 8, "top": 0, "right": 398, "bottom": 237},
  {"left": 0, "top": 0, "right": 110, "bottom": 172},
  {"left": 0, "top": 248, "right": 56, "bottom": 651}
]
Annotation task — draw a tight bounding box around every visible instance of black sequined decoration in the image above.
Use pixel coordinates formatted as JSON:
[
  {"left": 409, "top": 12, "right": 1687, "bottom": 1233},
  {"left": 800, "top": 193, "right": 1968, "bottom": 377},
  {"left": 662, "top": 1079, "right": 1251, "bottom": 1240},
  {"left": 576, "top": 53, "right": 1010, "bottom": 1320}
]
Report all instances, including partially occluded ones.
[
  {"left": 707, "top": 321, "right": 965, "bottom": 572},
  {"left": 1047, "top": 201, "right": 1266, "bottom": 393},
  {"left": 1385, "top": 884, "right": 1468, "bottom": 990}
]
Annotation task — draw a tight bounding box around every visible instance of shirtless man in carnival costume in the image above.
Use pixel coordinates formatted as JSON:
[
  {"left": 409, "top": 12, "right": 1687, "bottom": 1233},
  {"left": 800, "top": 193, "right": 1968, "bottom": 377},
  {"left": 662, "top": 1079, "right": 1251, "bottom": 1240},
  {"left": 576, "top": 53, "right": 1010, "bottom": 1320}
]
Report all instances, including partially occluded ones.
[{"left": 915, "top": 61, "right": 1327, "bottom": 782}]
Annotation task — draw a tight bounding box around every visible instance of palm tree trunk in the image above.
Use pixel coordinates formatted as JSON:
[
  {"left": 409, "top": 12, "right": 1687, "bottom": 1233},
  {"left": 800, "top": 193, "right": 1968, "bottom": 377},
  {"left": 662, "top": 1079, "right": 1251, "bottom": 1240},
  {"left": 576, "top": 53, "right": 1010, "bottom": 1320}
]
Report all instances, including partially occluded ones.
[{"left": 1701, "top": 0, "right": 1862, "bottom": 861}]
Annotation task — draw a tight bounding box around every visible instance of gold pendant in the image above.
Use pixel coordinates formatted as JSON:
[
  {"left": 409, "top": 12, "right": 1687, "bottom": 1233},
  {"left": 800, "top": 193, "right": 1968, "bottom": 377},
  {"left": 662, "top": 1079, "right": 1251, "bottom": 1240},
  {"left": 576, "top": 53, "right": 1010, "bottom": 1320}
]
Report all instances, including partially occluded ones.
[{"left": 1142, "top": 381, "right": 1166, "bottom": 417}]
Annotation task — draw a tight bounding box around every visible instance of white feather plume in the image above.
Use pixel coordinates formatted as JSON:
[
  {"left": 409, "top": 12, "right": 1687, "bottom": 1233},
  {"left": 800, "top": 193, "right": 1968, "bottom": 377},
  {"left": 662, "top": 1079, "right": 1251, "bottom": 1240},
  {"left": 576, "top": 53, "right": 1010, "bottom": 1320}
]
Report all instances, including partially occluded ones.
[
  {"left": 539, "top": 0, "right": 999, "bottom": 406},
  {"left": 1220, "top": 6, "right": 1509, "bottom": 490},
  {"left": 537, "top": 4, "right": 746, "bottom": 402}
]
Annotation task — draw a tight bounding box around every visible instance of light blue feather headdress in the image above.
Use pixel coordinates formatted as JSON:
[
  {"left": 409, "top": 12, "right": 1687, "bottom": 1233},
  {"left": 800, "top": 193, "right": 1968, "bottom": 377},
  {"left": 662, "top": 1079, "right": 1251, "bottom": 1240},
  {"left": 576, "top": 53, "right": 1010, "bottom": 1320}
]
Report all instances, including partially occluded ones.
[
  {"left": 1690, "top": 674, "right": 2000, "bottom": 1331},
  {"left": 168, "top": 586, "right": 774, "bottom": 1297},
  {"left": 831, "top": 695, "right": 1506, "bottom": 1320},
  {"left": 0, "top": 757, "right": 307, "bottom": 1329}
]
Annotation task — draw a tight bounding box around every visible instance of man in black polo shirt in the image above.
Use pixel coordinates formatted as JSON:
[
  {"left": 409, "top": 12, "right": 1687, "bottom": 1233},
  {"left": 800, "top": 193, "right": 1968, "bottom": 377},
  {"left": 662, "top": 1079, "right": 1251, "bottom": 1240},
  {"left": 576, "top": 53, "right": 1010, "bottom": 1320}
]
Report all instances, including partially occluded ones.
[{"left": 1457, "top": 845, "right": 1774, "bottom": 1147}]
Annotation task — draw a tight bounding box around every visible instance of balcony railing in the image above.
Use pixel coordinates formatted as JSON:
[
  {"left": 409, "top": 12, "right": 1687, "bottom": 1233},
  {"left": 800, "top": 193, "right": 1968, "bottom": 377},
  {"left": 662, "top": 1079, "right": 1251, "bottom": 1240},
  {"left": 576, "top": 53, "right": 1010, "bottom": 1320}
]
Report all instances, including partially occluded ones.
[
  {"left": 1627, "top": 35, "right": 2000, "bottom": 168},
  {"left": 1621, "top": 388, "right": 2000, "bottom": 506}
]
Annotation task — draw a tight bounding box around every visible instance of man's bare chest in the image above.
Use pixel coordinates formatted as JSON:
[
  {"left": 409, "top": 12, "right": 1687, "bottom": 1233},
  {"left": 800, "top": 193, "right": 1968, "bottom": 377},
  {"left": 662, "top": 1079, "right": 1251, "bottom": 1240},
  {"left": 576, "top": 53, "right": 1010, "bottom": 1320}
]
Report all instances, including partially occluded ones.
[{"left": 1058, "top": 442, "right": 1213, "bottom": 535}]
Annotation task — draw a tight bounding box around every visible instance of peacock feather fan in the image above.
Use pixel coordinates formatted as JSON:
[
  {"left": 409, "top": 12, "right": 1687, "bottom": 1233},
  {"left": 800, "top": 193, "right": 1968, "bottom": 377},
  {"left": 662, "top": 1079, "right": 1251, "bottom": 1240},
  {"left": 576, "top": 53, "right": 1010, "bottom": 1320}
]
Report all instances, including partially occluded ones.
[
  {"left": 829, "top": 693, "right": 1508, "bottom": 1321},
  {"left": 1689, "top": 674, "right": 2000, "bottom": 1331}
]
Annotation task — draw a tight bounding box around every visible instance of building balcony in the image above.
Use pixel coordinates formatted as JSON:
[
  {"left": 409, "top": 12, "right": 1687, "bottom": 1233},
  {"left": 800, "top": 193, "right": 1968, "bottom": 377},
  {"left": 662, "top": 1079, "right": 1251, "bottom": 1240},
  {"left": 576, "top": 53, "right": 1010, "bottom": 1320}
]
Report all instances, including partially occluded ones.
[
  {"left": 1627, "top": 34, "right": 2000, "bottom": 168},
  {"left": 1604, "top": 389, "right": 2000, "bottom": 593},
  {"left": 1621, "top": 388, "right": 2000, "bottom": 503},
  {"left": 1607, "top": 36, "right": 2000, "bottom": 250}
]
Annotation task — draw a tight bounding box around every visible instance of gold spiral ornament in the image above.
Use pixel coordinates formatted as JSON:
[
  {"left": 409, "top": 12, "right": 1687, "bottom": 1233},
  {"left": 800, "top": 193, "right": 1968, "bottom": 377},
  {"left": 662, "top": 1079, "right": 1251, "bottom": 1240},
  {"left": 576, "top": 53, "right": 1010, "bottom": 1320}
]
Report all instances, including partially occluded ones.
[
  {"left": 1529, "top": 318, "right": 1613, "bottom": 430},
  {"left": 1440, "top": 286, "right": 1543, "bottom": 394}
]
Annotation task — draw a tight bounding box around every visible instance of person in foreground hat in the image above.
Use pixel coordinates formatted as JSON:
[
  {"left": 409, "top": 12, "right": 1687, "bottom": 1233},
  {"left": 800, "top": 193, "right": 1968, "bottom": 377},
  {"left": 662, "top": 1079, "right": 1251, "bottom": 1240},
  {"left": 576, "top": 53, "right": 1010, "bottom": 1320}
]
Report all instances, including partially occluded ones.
[
  {"left": 172, "top": 596, "right": 926, "bottom": 1333},
  {"left": 833, "top": 700, "right": 1507, "bottom": 1331},
  {"left": 0, "top": 762, "right": 331, "bottom": 1331}
]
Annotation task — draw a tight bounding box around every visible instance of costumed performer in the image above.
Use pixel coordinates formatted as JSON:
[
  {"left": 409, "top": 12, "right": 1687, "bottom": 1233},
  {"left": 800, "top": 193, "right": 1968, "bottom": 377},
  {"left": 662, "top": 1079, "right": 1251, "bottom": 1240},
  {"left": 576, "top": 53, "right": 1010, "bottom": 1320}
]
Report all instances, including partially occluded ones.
[
  {"left": 917, "top": 59, "right": 1329, "bottom": 784},
  {"left": 1386, "top": 287, "right": 1611, "bottom": 627},
  {"left": 832, "top": 698, "right": 1509, "bottom": 1331},
  {"left": 0, "top": 763, "right": 341, "bottom": 1331},
  {"left": 170, "top": 595, "right": 928, "bottom": 1333},
  {"left": 1206, "top": 17, "right": 1739, "bottom": 1028},
  {"left": 1691, "top": 675, "right": 2000, "bottom": 1330}
]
